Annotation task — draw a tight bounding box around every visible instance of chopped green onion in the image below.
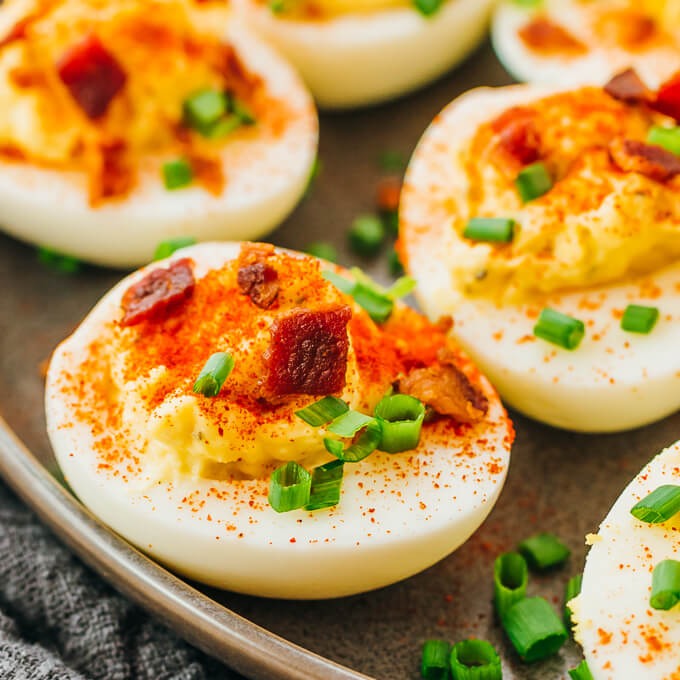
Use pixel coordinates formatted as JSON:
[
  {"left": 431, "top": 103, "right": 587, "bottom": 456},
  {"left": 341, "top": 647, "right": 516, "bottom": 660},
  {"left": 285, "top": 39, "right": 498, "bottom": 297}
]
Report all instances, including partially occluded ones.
[
  {"left": 564, "top": 574, "right": 582, "bottom": 629},
  {"left": 153, "top": 236, "right": 197, "bottom": 261},
  {"left": 305, "top": 460, "right": 344, "bottom": 511},
  {"left": 268, "top": 461, "right": 311, "bottom": 513},
  {"left": 518, "top": 533, "right": 571, "bottom": 570},
  {"left": 450, "top": 639, "right": 502, "bottom": 679},
  {"left": 569, "top": 660, "right": 594, "bottom": 680},
  {"left": 377, "top": 150, "right": 407, "bottom": 172},
  {"left": 349, "top": 215, "right": 385, "bottom": 257},
  {"left": 413, "top": 0, "right": 443, "bottom": 15},
  {"left": 352, "top": 282, "right": 394, "bottom": 323},
  {"left": 647, "top": 125, "right": 680, "bottom": 156},
  {"left": 388, "top": 248, "right": 404, "bottom": 276},
  {"left": 202, "top": 114, "right": 242, "bottom": 139},
  {"left": 463, "top": 217, "right": 515, "bottom": 243},
  {"left": 494, "top": 552, "right": 528, "bottom": 618},
  {"left": 324, "top": 421, "right": 382, "bottom": 463},
  {"left": 305, "top": 242, "right": 338, "bottom": 263},
  {"left": 374, "top": 394, "right": 425, "bottom": 453},
  {"left": 631, "top": 484, "right": 680, "bottom": 523},
  {"left": 384, "top": 211, "right": 399, "bottom": 236},
  {"left": 183, "top": 89, "right": 227, "bottom": 132},
  {"left": 502, "top": 597, "right": 567, "bottom": 662},
  {"left": 327, "top": 410, "right": 376, "bottom": 437},
  {"left": 295, "top": 396, "right": 349, "bottom": 427},
  {"left": 421, "top": 639, "right": 450, "bottom": 680},
  {"left": 37, "top": 247, "right": 81, "bottom": 274},
  {"left": 650, "top": 559, "right": 680, "bottom": 610},
  {"left": 163, "top": 159, "right": 193, "bottom": 190},
  {"left": 387, "top": 275, "right": 416, "bottom": 299},
  {"left": 269, "top": 0, "right": 285, "bottom": 11},
  {"left": 192, "top": 352, "right": 234, "bottom": 397},
  {"left": 621, "top": 304, "right": 659, "bottom": 334},
  {"left": 322, "top": 269, "right": 355, "bottom": 295},
  {"left": 533, "top": 308, "right": 585, "bottom": 350},
  {"left": 513, "top": 0, "right": 543, "bottom": 6},
  {"left": 515, "top": 162, "right": 552, "bottom": 202}
]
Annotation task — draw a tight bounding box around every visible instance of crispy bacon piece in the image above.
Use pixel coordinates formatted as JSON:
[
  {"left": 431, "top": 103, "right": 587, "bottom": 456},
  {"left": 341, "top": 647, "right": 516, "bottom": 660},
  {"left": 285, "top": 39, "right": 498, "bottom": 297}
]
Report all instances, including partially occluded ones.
[
  {"left": 399, "top": 347, "right": 488, "bottom": 424},
  {"left": 120, "top": 258, "right": 195, "bottom": 326},
  {"left": 491, "top": 107, "right": 541, "bottom": 167},
  {"left": 609, "top": 138, "right": 680, "bottom": 182},
  {"left": 650, "top": 71, "right": 680, "bottom": 122},
  {"left": 237, "top": 243, "right": 280, "bottom": 309},
  {"left": 57, "top": 35, "right": 127, "bottom": 119},
  {"left": 604, "top": 68, "right": 652, "bottom": 104},
  {"left": 90, "top": 140, "right": 134, "bottom": 206},
  {"left": 376, "top": 177, "right": 402, "bottom": 213},
  {"left": 264, "top": 306, "right": 352, "bottom": 397},
  {"left": 518, "top": 17, "right": 586, "bottom": 55}
]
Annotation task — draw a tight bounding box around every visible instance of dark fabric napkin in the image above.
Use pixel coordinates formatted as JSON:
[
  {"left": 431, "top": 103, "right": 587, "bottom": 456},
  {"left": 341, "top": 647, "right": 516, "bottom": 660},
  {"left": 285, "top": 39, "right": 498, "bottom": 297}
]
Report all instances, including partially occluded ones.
[{"left": 0, "top": 480, "right": 243, "bottom": 680}]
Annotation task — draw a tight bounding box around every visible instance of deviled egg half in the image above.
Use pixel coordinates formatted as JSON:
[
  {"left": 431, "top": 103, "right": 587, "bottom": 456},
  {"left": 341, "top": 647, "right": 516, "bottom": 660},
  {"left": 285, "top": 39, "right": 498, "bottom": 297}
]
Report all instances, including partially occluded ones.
[
  {"left": 46, "top": 242, "right": 513, "bottom": 598},
  {"left": 570, "top": 440, "right": 680, "bottom": 679},
  {"left": 232, "top": 0, "right": 494, "bottom": 108},
  {"left": 492, "top": 0, "right": 680, "bottom": 87},
  {"left": 0, "top": 0, "right": 317, "bottom": 267},
  {"left": 400, "top": 72, "right": 680, "bottom": 432}
]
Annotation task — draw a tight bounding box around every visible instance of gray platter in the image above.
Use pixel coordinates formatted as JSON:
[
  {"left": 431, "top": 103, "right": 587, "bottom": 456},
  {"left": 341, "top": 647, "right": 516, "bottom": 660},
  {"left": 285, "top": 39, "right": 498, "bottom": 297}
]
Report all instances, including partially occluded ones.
[{"left": 1, "top": 41, "right": 678, "bottom": 680}]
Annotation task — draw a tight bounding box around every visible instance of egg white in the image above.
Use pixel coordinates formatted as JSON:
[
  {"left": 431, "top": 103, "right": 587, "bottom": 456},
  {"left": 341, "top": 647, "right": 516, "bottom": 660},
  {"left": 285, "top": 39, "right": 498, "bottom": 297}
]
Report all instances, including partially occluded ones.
[
  {"left": 234, "top": 0, "right": 494, "bottom": 109},
  {"left": 45, "top": 242, "right": 513, "bottom": 599},
  {"left": 0, "top": 23, "right": 318, "bottom": 268},
  {"left": 571, "top": 440, "right": 680, "bottom": 680},
  {"left": 491, "top": 0, "right": 680, "bottom": 88},
  {"left": 400, "top": 84, "right": 680, "bottom": 432}
]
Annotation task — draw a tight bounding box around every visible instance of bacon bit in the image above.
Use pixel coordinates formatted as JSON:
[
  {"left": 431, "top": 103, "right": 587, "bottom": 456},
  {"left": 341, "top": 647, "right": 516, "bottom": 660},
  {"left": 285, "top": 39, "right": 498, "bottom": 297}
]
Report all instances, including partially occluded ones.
[
  {"left": 435, "top": 315, "right": 454, "bottom": 334},
  {"left": 650, "top": 71, "right": 680, "bottom": 122},
  {"left": 120, "top": 258, "right": 195, "bottom": 326},
  {"left": 604, "top": 68, "right": 653, "bottom": 104},
  {"left": 57, "top": 35, "right": 127, "bottom": 119},
  {"left": 491, "top": 107, "right": 541, "bottom": 168},
  {"left": 609, "top": 138, "right": 680, "bottom": 182},
  {"left": 237, "top": 243, "right": 280, "bottom": 309},
  {"left": 399, "top": 347, "right": 488, "bottom": 424},
  {"left": 376, "top": 176, "right": 402, "bottom": 213},
  {"left": 518, "top": 17, "right": 586, "bottom": 56},
  {"left": 90, "top": 140, "right": 134, "bottom": 206},
  {"left": 264, "top": 306, "right": 352, "bottom": 397}
]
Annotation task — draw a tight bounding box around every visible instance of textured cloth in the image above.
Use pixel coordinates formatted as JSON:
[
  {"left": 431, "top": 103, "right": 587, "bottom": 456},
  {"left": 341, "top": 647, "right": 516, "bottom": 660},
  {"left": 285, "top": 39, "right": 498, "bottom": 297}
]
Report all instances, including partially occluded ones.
[{"left": 0, "top": 480, "right": 242, "bottom": 680}]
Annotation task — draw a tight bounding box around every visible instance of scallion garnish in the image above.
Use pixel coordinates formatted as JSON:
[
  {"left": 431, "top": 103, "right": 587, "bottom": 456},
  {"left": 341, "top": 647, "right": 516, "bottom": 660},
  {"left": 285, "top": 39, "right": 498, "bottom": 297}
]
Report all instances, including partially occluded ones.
[
  {"left": 620, "top": 304, "right": 659, "bottom": 334},
  {"left": 352, "top": 282, "right": 394, "bottom": 323},
  {"left": 387, "top": 275, "right": 416, "bottom": 298},
  {"left": 450, "top": 639, "right": 502, "bottom": 679},
  {"left": 647, "top": 125, "right": 680, "bottom": 156},
  {"left": 463, "top": 217, "right": 515, "bottom": 243},
  {"left": 564, "top": 574, "right": 582, "bottom": 629},
  {"left": 515, "top": 162, "right": 553, "bottom": 203},
  {"left": 268, "top": 461, "right": 311, "bottom": 513},
  {"left": 569, "top": 660, "right": 594, "bottom": 680},
  {"left": 192, "top": 352, "right": 234, "bottom": 397},
  {"left": 494, "top": 552, "right": 528, "bottom": 618},
  {"left": 349, "top": 215, "right": 385, "bottom": 257},
  {"left": 183, "top": 89, "right": 227, "bottom": 133},
  {"left": 631, "top": 484, "right": 680, "bottom": 523},
  {"left": 202, "top": 114, "right": 242, "bottom": 139},
  {"left": 324, "top": 421, "right": 382, "bottom": 463},
  {"left": 153, "top": 236, "right": 197, "bottom": 261},
  {"left": 388, "top": 248, "right": 405, "bottom": 276},
  {"left": 502, "top": 597, "right": 567, "bottom": 662},
  {"left": 533, "top": 308, "right": 585, "bottom": 350},
  {"left": 374, "top": 394, "right": 425, "bottom": 453},
  {"left": 421, "top": 639, "right": 450, "bottom": 680},
  {"left": 413, "top": 0, "right": 444, "bottom": 15},
  {"left": 377, "top": 149, "right": 407, "bottom": 172},
  {"left": 37, "top": 247, "right": 81, "bottom": 274},
  {"left": 305, "top": 460, "right": 344, "bottom": 511},
  {"left": 518, "top": 533, "right": 570, "bottom": 570},
  {"left": 305, "top": 242, "right": 338, "bottom": 263},
  {"left": 322, "top": 269, "right": 355, "bottom": 294},
  {"left": 650, "top": 559, "right": 680, "bottom": 610},
  {"left": 326, "top": 410, "right": 376, "bottom": 437},
  {"left": 295, "top": 396, "right": 349, "bottom": 427},
  {"left": 163, "top": 159, "right": 193, "bottom": 190}
]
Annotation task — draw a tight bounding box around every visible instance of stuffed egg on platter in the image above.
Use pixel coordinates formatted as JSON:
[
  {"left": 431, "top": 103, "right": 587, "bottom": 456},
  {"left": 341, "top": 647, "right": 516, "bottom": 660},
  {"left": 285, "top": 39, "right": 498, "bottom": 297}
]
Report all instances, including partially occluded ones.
[
  {"left": 45, "top": 242, "right": 514, "bottom": 598},
  {"left": 399, "top": 71, "right": 680, "bottom": 432},
  {"left": 0, "top": 0, "right": 317, "bottom": 268}
]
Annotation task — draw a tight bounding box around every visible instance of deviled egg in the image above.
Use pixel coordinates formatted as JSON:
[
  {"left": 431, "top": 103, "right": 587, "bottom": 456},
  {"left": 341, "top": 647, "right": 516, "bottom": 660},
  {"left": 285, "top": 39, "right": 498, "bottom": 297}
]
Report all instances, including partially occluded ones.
[
  {"left": 399, "top": 73, "right": 680, "bottom": 432},
  {"left": 0, "top": 0, "right": 317, "bottom": 267},
  {"left": 45, "top": 242, "right": 513, "bottom": 598}
]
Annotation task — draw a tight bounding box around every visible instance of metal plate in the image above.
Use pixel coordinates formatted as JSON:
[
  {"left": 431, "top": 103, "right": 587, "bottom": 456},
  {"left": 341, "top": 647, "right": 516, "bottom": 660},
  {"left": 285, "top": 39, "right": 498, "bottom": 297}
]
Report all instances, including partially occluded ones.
[{"left": 1, "top": 41, "right": 679, "bottom": 679}]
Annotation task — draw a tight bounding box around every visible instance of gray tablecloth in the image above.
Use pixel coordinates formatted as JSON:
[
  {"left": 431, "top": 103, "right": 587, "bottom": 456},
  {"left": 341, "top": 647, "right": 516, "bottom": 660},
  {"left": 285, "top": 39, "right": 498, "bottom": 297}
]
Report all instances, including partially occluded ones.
[{"left": 0, "top": 481, "right": 241, "bottom": 680}]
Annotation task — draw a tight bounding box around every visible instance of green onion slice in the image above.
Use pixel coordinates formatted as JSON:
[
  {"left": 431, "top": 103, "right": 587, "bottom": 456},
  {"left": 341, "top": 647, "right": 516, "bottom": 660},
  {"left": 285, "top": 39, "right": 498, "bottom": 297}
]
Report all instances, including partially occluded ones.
[
  {"left": 502, "top": 597, "right": 567, "bottom": 663},
  {"left": 295, "top": 396, "right": 349, "bottom": 427},
  {"left": 450, "top": 639, "right": 502, "bottom": 680},
  {"left": 650, "top": 559, "right": 680, "bottom": 610},
  {"left": 153, "top": 236, "right": 197, "bottom": 261},
  {"left": 374, "top": 394, "right": 425, "bottom": 453},
  {"left": 515, "top": 161, "right": 553, "bottom": 203},
  {"left": 324, "top": 421, "right": 382, "bottom": 463},
  {"left": 377, "top": 149, "right": 407, "bottom": 172},
  {"left": 322, "top": 270, "right": 355, "bottom": 294},
  {"left": 533, "top": 308, "right": 585, "bottom": 350},
  {"left": 387, "top": 276, "right": 416, "bottom": 298},
  {"left": 421, "top": 639, "right": 450, "bottom": 680},
  {"left": 413, "top": 0, "right": 444, "bottom": 16},
  {"left": 305, "top": 460, "right": 344, "bottom": 511},
  {"left": 494, "top": 552, "right": 528, "bottom": 619},
  {"left": 183, "top": 89, "right": 227, "bottom": 131},
  {"left": 564, "top": 573, "right": 582, "bottom": 629},
  {"left": 569, "top": 660, "right": 594, "bottom": 680},
  {"left": 37, "top": 247, "right": 81, "bottom": 274},
  {"left": 631, "top": 484, "right": 680, "bottom": 523},
  {"left": 352, "top": 282, "right": 394, "bottom": 323},
  {"left": 327, "top": 410, "right": 376, "bottom": 437},
  {"left": 388, "top": 248, "right": 404, "bottom": 276},
  {"left": 305, "top": 242, "right": 338, "bottom": 263},
  {"left": 163, "top": 159, "right": 193, "bottom": 190},
  {"left": 348, "top": 215, "right": 385, "bottom": 257},
  {"left": 268, "top": 461, "right": 311, "bottom": 513},
  {"left": 648, "top": 125, "right": 680, "bottom": 156},
  {"left": 518, "top": 532, "right": 571, "bottom": 570},
  {"left": 463, "top": 217, "right": 515, "bottom": 243},
  {"left": 202, "top": 114, "right": 242, "bottom": 139},
  {"left": 192, "top": 352, "right": 234, "bottom": 397},
  {"left": 620, "top": 304, "right": 659, "bottom": 334}
]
